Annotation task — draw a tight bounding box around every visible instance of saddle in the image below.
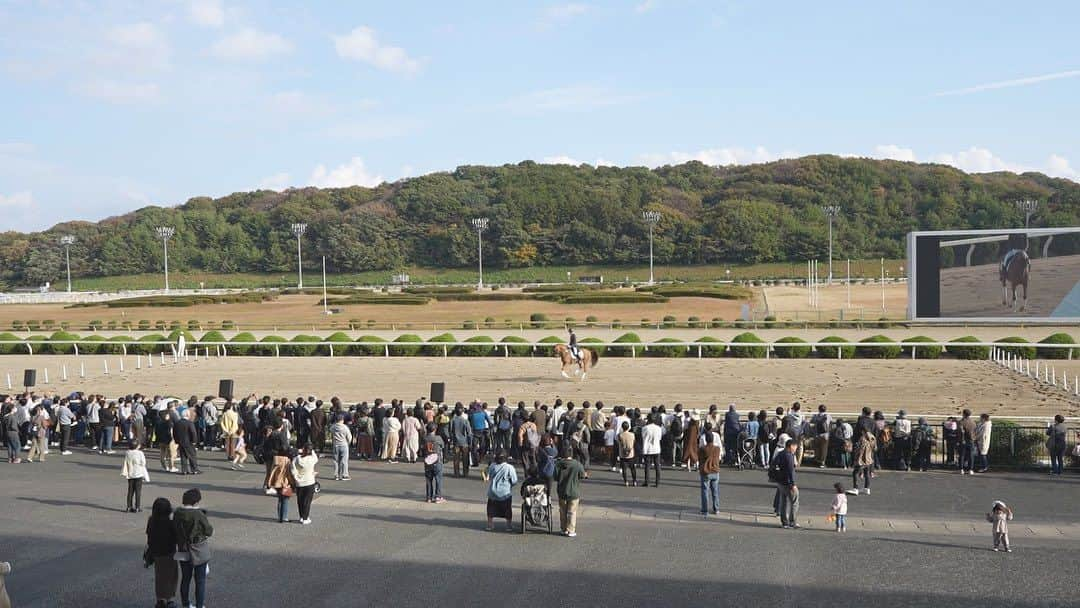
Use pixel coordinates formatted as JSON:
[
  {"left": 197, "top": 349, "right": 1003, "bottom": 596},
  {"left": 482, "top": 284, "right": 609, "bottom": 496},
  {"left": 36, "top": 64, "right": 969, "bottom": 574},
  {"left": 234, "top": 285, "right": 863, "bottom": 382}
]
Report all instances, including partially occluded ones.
[{"left": 1001, "top": 249, "right": 1026, "bottom": 274}]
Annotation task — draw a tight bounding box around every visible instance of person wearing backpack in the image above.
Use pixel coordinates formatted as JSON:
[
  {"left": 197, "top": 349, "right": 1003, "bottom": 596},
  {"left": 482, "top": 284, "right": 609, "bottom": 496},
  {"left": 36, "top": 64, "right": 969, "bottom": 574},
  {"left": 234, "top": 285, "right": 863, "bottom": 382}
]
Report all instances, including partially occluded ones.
[
  {"left": 494, "top": 398, "right": 513, "bottom": 455},
  {"left": 422, "top": 423, "right": 446, "bottom": 503},
  {"left": 517, "top": 414, "right": 541, "bottom": 474},
  {"left": 911, "top": 417, "right": 934, "bottom": 472},
  {"left": 810, "top": 405, "right": 832, "bottom": 468},
  {"left": 667, "top": 409, "right": 684, "bottom": 468}
]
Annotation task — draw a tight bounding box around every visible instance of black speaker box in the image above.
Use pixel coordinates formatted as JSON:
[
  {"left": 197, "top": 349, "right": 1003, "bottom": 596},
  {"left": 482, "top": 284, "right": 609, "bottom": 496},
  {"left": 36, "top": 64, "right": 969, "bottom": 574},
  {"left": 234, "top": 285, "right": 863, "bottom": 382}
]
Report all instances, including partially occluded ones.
[
  {"left": 218, "top": 379, "right": 234, "bottom": 400},
  {"left": 23, "top": 369, "right": 36, "bottom": 388},
  {"left": 430, "top": 382, "right": 445, "bottom": 403}
]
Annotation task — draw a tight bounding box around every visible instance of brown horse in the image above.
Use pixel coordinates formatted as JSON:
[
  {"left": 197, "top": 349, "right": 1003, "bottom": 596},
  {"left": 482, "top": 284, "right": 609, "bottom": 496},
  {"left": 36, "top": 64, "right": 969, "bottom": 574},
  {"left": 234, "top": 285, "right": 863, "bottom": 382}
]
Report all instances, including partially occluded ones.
[
  {"left": 554, "top": 343, "right": 598, "bottom": 380},
  {"left": 1000, "top": 249, "right": 1030, "bottom": 312}
]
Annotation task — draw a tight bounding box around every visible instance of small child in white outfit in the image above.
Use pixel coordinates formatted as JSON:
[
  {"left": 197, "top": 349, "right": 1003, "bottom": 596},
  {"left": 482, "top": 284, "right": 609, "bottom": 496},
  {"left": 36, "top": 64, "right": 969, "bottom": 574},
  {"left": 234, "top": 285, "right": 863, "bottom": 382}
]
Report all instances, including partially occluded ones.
[
  {"left": 987, "top": 500, "right": 1013, "bottom": 552},
  {"left": 831, "top": 483, "right": 848, "bottom": 532}
]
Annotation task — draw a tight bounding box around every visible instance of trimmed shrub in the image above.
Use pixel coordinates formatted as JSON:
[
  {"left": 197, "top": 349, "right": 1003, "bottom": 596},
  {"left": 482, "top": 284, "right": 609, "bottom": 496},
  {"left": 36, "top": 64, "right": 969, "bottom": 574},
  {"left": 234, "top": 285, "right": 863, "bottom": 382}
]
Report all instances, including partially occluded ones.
[
  {"left": 609, "top": 332, "right": 643, "bottom": 357},
  {"left": 257, "top": 335, "right": 287, "bottom": 356},
  {"left": 187, "top": 320, "right": 201, "bottom": 331},
  {"left": 580, "top": 336, "right": 606, "bottom": 357},
  {"left": 167, "top": 329, "right": 196, "bottom": 346},
  {"left": 0, "top": 332, "right": 22, "bottom": 354},
  {"left": 995, "top": 337, "right": 1036, "bottom": 359},
  {"left": 536, "top": 335, "right": 564, "bottom": 357},
  {"left": 710, "top": 317, "right": 724, "bottom": 329},
  {"left": 989, "top": 419, "right": 1044, "bottom": 467},
  {"left": 223, "top": 332, "right": 256, "bottom": 355},
  {"left": 499, "top": 335, "right": 531, "bottom": 356},
  {"left": 389, "top": 334, "right": 424, "bottom": 356},
  {"left": 900, "top": 335, "right": 943, "bottom": 359},
  {"left": 323, "top": 332, "right": 353, "bottom": 356},
  {"left": 46, "top": 330, "right": 80, "bottom": 354},
  {"left": 530, "top": 313, "right": 549, "bottom": 329},
  {"left": 817, "top": 336, "right": 855, "bottom": 359},
  {"left": 132, "top": 334, "right": 169, "bottom": 355},
  {"left": 137, "top": 320, "right": 151, "bottom": 330},
  {"left": 856, "top": 335, "right": 902, "bottom": 359},
  {"left": 101, "top": 335, "right": 130, "bottom": 355},
  {"left": 458, "top": 335, "right": 496, "bottom": 357},
  {"left": 730, "top": 332, "right": 767, "bottom": 358},
  {"left": 78, "top": 335, "right": 107, "bottom": 355},
  {"left": 694, "top": 336, "right": 725, "bottom": 358},
  {"left": 662, "top": 315, "right": 677, "bottom": 328},
  {"left": 558, "top": 293, "right": 667, "bottom": 304},
  {"left": 351, "top": 335, "right": 387, "bottom": 356},
  {"left": 640, "top": 318, "right": 652, "bottom": 328},
  {"left": 947, "top": 336, "right": 990, "bottom": 360},
  {"left": 283, "top": 335, "right": 321, "bottom": 357},
  {"left": 773, "top": 336, "right": 811, "bottom": 358},
  {"left": 200, "top": 331, "right": 227, "bottom": 348},
  {"left": 221, "top": 320, "right": 236, "bottom": 330},
  {"left": 25, "top": 335, "right": 48, "bottom": 353},
  {"left": 1038, "top": 333, "right": 1076, "bottom": 360},
  {"left": 462, "top": 320, "right": 477, "bottom": 329},
  {"left": 648, "top": 337, "right": 687, "bottom": 358},
  {"left": 424, "top": 333, "right": 457, "bottom": 356}
]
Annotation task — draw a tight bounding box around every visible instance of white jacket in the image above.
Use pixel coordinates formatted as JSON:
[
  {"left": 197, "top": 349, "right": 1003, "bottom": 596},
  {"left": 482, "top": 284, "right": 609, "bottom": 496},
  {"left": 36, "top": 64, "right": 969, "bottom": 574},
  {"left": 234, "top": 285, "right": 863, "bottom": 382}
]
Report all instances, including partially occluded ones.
[
  {"left": 121, "top": 449, "right": 150, "bottom": 482},
  {"left": 641, "top": 424, "right": 662, "bottom": 455},
  {"left": 975, "top": 420, "right": 992, "bottom": 454}
]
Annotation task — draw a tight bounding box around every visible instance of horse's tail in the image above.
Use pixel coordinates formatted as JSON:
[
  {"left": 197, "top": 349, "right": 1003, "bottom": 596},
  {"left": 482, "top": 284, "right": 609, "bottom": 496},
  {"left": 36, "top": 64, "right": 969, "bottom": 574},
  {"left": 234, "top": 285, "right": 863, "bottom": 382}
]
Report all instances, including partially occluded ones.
[{"left": 590, "top": 349, "right": 599, "bottom": 368}]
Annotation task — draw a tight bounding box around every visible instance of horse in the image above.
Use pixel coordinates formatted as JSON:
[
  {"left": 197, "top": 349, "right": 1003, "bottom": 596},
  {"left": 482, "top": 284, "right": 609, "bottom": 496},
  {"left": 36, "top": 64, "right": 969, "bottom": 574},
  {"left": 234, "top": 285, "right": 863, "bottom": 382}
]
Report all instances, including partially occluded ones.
[
  {"left": 554, "top": 343, "right": 598, "bottom": 380},
  {"left": 1000, "top": 249, "right": 1030, "bottom": 312}
]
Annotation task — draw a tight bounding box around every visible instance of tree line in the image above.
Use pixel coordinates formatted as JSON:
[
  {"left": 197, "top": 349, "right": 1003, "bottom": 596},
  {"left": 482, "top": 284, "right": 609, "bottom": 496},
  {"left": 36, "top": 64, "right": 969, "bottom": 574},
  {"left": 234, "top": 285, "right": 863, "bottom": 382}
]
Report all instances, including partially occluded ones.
[{"left": 2, "top": 155, "right": 1078, "bottom": 286}]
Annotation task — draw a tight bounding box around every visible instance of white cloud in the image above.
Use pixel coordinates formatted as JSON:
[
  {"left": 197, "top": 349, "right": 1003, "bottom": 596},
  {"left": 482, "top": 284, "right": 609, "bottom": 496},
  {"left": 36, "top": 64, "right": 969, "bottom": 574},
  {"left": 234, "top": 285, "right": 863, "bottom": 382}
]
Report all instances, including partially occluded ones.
[
  {"left": 100, "top": 22, "right": 170, "bottom": 72},
  {"left": 930, "top": 147, "right": 1024, "bottom": 173},
  {"left": 545, "top": 3, "right": 589, "bottom": 19},
  {"left": 932, "top": 69, "right": 1080, "bottom": 97},
  {"left": 634, "top": 0, "right": 657, "bottom": 13},
  {"left": 258, "top": 173, "right": 292, "bottom": 190},
  {"left": 333, "top": 26, "right": 421, "bottom": 75},
  {"left": 0, "top": 191, "right": 33, "bottom": 208},
  {"left": 639, "top": 146, "right": 786, "bottom": 167},
  {"left": 542, "top": 155, "right": 617, "bottom": 167},
  {"left": 1047, "top": 154, "right": 1078, "bottom": 179},
  {"left": 211, "top": 28, "right": 292, "bottom": 61},
  {"left": 309, "top": 157, "right": 385, "bottom": 188},
  {"left": 505, "top": 85, "right": 644, "bottom": 113},
  {"left": 873, "top": 144, "right": 917, "bottom": 162},
  {"left": 189, "top": 0, "right": 226, "bottom": 27},
  {"left": 78, "top": 80, "right": 160, "bottom": 104}
]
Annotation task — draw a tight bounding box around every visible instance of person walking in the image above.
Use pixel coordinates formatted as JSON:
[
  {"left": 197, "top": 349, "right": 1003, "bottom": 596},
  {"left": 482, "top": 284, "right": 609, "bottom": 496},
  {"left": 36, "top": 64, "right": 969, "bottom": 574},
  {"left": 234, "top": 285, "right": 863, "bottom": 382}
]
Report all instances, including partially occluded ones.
[
  {"left": 847, "top": 428, "right": 876, "bottom": 496},
  {"left": 230, "top": 427, "right": 248, "bottom": 470},
  {"left": 641, "top": 414, "right": 662, "bottom": 487},
  {"left": 987, "top": 500, "right": 1013, "bottom": 552},
  {"left": 698, "top": 431, "right": 722, "bottom": 517},
  {"left": 173, "top": 488, "right": 213, "bottom": 608},
  {"left": 450, "top": 405, "right": 473, "bottom": 477},
  {"left": 974, "top": 414, "right": 993, "bottom": 473},
  {"left": 555, "top": 445, "right": 586, "bottom": 537},
  {"left": 775, "top": 439, "right": 800, "bottom": 529},
  {"left": 485, "top": 452, "right": 518, "bottom": 532},
  {"left": 1047, "top": 415, "right": 1068, "bottom": 475},
  {"left": 329, "top": 414, "right": 352, "bottom": 481},
  {"left": 145, "top": 497, "right": 178, "bottom": 608},
  {"left": 617, "top": 421, "right": 637, "bottom": 487},
  {"left": 291, "top": 443, "right": 318, "bottom": 525},
  {"left": 422, "top": 423, "right": 446, "bottom": 503},
  {"left": 121, "top": 440, "right": 150, "bottom": 512}
]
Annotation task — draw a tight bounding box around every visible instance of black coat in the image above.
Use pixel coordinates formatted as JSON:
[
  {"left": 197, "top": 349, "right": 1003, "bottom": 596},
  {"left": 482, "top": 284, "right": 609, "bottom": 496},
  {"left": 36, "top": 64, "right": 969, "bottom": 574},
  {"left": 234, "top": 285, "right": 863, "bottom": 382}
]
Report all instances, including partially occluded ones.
[{"left": 173, "top": 419, "right": 197, "bottom": 447}]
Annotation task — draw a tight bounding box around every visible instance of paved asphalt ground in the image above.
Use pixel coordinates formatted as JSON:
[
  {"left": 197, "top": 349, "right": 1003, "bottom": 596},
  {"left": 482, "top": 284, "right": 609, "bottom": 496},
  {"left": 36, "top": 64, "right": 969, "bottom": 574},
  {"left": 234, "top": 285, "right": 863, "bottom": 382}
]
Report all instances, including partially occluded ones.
[{"left": 2, "top": 448, "right": 1078, "bottom": 607}]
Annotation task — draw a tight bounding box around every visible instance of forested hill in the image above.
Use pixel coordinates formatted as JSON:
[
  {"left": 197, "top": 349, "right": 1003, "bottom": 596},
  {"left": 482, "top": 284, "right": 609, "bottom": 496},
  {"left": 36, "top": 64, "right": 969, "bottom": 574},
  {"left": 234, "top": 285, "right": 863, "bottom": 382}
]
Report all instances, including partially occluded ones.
[{"left": 3, "top": 155, "right": 1079, "bottom": 285}]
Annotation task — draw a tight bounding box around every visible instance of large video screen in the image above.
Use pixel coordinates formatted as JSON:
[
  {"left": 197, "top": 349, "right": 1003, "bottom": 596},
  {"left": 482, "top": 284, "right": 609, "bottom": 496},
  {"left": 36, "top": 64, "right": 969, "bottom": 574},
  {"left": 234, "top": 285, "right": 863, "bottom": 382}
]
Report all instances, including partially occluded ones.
[{"left": 907, "top": 228, "right": 1080, "bottom": 320}]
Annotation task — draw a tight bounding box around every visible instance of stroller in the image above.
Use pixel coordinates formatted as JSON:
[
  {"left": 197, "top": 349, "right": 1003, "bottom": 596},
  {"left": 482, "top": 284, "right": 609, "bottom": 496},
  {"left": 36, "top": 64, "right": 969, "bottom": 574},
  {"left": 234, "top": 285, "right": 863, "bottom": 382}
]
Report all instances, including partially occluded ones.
[
  {"left": 520, "top": 475, "right": 553, "bottom": 535},
  {"left": 735, "top": 431, "right": 757, "bottom": 471}
]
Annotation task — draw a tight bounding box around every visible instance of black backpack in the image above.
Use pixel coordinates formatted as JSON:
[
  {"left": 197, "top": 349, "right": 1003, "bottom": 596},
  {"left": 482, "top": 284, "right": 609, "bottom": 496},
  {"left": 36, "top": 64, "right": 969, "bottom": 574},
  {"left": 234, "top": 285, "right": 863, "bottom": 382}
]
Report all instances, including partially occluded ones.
[
  {"left": 669, "top": 416, "right": 683, "bottom": 439},
  {"left": 767, "top": 454, "right": 783, "bottom": 482},
  {"left": 814, "top": 415, "right": 828, "bottom": 436}
]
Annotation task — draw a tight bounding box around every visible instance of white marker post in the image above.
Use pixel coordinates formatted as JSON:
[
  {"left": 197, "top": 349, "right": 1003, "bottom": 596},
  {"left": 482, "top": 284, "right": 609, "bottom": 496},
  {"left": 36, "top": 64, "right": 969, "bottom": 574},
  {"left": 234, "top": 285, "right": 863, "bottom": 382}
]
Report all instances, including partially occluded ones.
[
  {"left": 104, "top": 360, "right": 109, "bottom": 375},
  {"left": 61, "top": 365, "right": 67, "bottom": 381},
  {"left": 43, "top": 368, "right": 48, "bottom": 384},
  {"left": 4, "top": 373, "right": 9, "bottom": 390},
  {"left": 80, "top": 362, "right": 85, "bottom": 378}
]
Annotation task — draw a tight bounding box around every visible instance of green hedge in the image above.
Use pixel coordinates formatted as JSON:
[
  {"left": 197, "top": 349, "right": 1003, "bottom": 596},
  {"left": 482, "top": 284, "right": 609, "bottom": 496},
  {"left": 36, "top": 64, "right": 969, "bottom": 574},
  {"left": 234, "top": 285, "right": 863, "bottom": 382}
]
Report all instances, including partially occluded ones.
[
  {"left": 818, "top": 336, "right": 855, "bottom": 359},
  {"left": 580, "top": 336, "right": 606, "bottom": 357},
  {"left": 45, "top": 331, "right": 80, "bottom": 354},
  {"left": 536, "top": 335, "right": 564, "bottom": 356},
  {"left": 694, "top": 336, "right": 725, "bottom": 358},
  {"left": 995, "top": 337, "right": 1035, "bottom": 359},
  {"left": 322, "top": 331, "right": 353, "bottom": 356},
  {"left": 131, "top": 334, "right": 169, "bottom": 355},
  {"left": 1038, "top": 333, "right": 1076, "bottom": 360},
  {"left": 773, "top": 336, "right": 811, "bottom": 358},
  {"left": 642, "top": 285, "right": 753, "bottom": 300},
  {"left": 285, "top": 334, "right": 321, "bottom": 357},
  {"left": 609, "top": 332, "right": 643, "bottom": 357},
  {"left": 558, "top": 293, "right": 668, "bottom": 304},
  {"left": 323, "top": 294, "right": 430, "bottom": 305},
  {"left": 424, "top": 333, "right": 457, "bottom": 356},
  {"left": 390, "top": 334, "right": 424, "bottom": 356},
  {"left": 77, "top": 335, "right": 107, "bottom": 355},
  {"left": 499, "top": 335, "right": 531, "bottom": 356},
  {"left": 201, "top": 331, "right": 226, "bottom": 346},
  {"left": 648, "top": 337, "right": 687, "bottom": 358},
  {"left": 0, "top": 332, "right": 22, "bottom": 354},
  {"left": 458, "top": 335, "right": 496, "bottom": 357},
  {"left": 227, "top": 332, "right": 258, "bottom": 356},
  {"left": 989, "top": 420, "right": 1044, "bottom": 467},
  {"left": 901, "top": 336, "right": 943, "bottom": 359},
  {"left": 403, "top": 286, "right": 474, "bottom": 295},
  {"left": 167, "top": 329, "right": 196, "bottom": 347},
  {"left": 352, "top": 335, "right": 387, "bottom": 356},
  {"left": 257, "top": 335, "right": 287, "bottom": 356},
  {"left": 730, "top": 332, "right": 767, "bottom": 358},
  {"left": 856, "top": 335, "right": 901, "bottom": 359},
  {"left": 947, "top": 336, "right": 990, "bottom": 360}
]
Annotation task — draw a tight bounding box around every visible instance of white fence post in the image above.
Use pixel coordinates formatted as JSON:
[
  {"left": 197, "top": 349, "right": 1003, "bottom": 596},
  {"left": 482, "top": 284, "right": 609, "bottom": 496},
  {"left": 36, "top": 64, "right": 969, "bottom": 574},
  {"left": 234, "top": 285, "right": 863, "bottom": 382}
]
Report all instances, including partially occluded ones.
[
  {"left": 119, "top": 358, "right": 124, "bottom": 373},
  {"left": 104, "top": 360, "right": 109, "bottom": 375},
  {"left": 80, "top": 362, "right": 85, "bottom": 378},
  {"left": 43, "top": 368, "right": 49, "bottom": 384},
  {"left": 61, "top": 365, "right": 67, "bottom": 381}
]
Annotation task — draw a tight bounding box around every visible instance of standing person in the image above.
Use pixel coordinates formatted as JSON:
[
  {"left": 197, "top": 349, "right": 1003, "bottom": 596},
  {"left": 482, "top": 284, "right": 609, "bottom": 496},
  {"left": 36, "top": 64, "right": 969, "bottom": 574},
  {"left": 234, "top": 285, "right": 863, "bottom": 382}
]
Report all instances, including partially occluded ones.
[
  {"left": 99, "top": 403, "right": 117, "bottom": 454},
  {"left": 354, "top": 407, "right": 374, "bottom": 460},
  {"left": 4, "top": 405, "right": 22, "bottom": 464},
  {"left": 422, "top": 423, "right": 445, "bottom": 503},
  {"left": 775, "top": 439, "right": 800, "bottom": 529},
  {"left": 493, "top": 398, "right": 513, "bottom": 455},
  {"left": 230, "top": 427, "right": 248, "bottom": 470},
  {"left": 329, "top": 414, "right": 352, "bottom": 481},
  {"left": 617, "top": 421, "right": 637, "bottom": 487},
  {"left": 291, "top": 443, "right": 318, "bottom": 525},
  {"left": 910, "top": 418, "right": 935, "bottom": 472},
  {"left": 974, "top": 414, "right": 993, "bottom": 473},
  {"left": 943, "top": 417, "right": 960, "bottom": 468},
  {"left": 450, "top": 405, "right": 472, "bottom": 477},
  {"left": 555, "top": 445, "right": 586, "bottom": 537},
  {"left": 723, "top": 405, "right": 741, "bottom": 465},
  {"left": 402, "top": 411, "right": 423, "bottom": 464},
  {"left": 1047, "top": 415, "right": 1068, "bottom": 475},
  {"left": 986, "top": 500, "right": 1014, "bottom": 552},
  {"left": 145, "top": 497, "right": 178, "bottom": 608},
  {"left": 783, "top": 403, "right": 805, "bottom": 466},
  {"left": 831, "top": 483, "right": 848, "bottom": 532},
  {"left": 309, "top": 403, "right": 327, "bottom": 455},
  {"left": 219, "top": 403, "right": 239, "bottom": 461},
  {"left": 834, "top": 418, "right": 854, "bottom": 470},
  {"left": 121, "top": 440, "right": 150, "bottom": 512},
  {"left": 55, "top": 399, "right": 75, "bottom": 455},
  {"left": 173, "top": 489, "right": 213, "bottom": 608},
  {"left": 25, "top": 405, "right": 48, "bottom": 463},
  {"left": 537, "top": 435, "right": 557, "bottom": 496},
  {"left": 381, "top": 410, "right": 402, "bottom": 463},
  {"left": 157, "top": 406, "right": 178, "bottom": 473},
  {"left": 85, "top": 398, "right": 101, "bottom": 450},
  {"left": 893, "top": 410, "right": 912, "bottom": 471},
  {"left": 173, "top": 410, "right": 200, "bottom": 475},
  {"left": 698, "top": 432, "right": 722, "bottom": 517},
  {"left": 517, "top": 414, "right": 541, "bottom": 475},
  {"left": 958, "top": 409, "right": 976, "bottom": 475},
  {"left": 666, "top": 405, "right": 684, "bottom": 467},
  {"left": 847, "top": 428, "right": 877, "bottom": 496},
  {"left": 485, "top": 452, "right": 518, "bottom": 532},
  {"left": 200, "top": 398, "right": 219, "bottom": 452},
  {"left": 682, "top": 415, "right": 700, "bottom": 471},
  {"left": 811, "top": 405, "right": 832, "bottom": 468},
  {"left": 641, "top": 414, "right": 662, "bottom": 488}
]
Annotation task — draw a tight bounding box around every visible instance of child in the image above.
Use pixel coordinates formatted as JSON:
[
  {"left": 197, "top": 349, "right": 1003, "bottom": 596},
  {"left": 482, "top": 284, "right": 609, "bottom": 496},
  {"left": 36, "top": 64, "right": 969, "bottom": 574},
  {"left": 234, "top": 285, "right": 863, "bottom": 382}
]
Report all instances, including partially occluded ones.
[
  {"left": 831, "top": 483, "right": 848, "bottom": 532},
  {"left": 603, "top": 421, "right": 617, "bottom": 472},
  {"left": 120, "top": 440, "right": 150, "bottom": 513},
  {"left": 987, "top": 500, "right": 1013, "bottom": 552},
  {"left": 231, "top": 427, "right": 247, "bottom": 470}
]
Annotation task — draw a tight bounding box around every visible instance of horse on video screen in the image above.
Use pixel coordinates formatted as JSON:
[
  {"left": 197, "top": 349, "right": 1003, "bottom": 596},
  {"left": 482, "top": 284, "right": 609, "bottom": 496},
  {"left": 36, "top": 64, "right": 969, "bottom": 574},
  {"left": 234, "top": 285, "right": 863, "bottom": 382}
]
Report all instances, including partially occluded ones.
[
  {"left": 554, "top": 343, "right": 598, "bottom": 381},
  {"left": 1000, "top": 245, "right": 1030, "bottom": 312}
]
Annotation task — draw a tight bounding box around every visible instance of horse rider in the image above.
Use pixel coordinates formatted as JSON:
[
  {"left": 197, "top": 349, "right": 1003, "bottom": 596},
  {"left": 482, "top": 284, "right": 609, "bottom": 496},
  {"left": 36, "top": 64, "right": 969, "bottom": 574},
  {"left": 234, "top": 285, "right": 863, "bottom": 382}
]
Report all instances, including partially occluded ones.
[
  {"left": 568, "top": 327, "right": 581, "bottom": 364},
  {"left": 1001, "top": 234, "right": 1028, "bottom": 275}
]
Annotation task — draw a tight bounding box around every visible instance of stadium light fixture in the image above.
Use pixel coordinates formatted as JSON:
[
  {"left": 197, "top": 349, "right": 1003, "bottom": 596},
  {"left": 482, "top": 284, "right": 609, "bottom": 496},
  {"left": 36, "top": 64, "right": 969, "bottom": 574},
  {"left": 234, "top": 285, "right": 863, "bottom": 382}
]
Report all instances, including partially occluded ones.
[
  {"left": 155, "top": 226, "right": 175, "bottom": 291},
  {"left": 1015, "top": 199, "right": 1039, "bottom": 229},
  {"left": 59, "top": 235, "right": 75, "bottom": 293},
  {"left": 642, "top": 210, "right": 662, "bottom": 285},
  {"left": 822, "top": 205, "right": 841, "bottom": 285},
  {"left": 291, "top": 222, "right": 307, "bottom": 289},
  {"left": 471, "top": 217, "right": 490, "bottom": 289}
]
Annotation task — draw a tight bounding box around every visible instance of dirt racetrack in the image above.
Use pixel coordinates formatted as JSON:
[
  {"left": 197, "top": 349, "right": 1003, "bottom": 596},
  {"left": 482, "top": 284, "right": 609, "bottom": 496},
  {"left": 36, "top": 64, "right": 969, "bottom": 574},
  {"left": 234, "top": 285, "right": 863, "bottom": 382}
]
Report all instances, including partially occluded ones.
[
  {"left": 940, "top": 254, "right": 1080, "bottom": 318},
  {"left": 5, "top": 355, "right": 1076, "bottom": 418}
]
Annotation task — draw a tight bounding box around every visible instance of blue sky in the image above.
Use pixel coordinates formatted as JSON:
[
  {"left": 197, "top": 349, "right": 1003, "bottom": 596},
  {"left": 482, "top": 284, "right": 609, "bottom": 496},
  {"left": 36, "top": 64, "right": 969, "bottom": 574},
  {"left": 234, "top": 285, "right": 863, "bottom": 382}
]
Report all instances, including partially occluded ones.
[{"left": 2, "top": 0, "right": 1079, "bottom": 231}]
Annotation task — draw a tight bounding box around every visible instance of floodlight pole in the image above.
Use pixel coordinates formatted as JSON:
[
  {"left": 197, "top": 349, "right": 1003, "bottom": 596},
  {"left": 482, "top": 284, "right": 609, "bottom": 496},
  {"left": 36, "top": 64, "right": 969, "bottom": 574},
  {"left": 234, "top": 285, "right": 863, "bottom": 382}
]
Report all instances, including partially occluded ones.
[
  {"left": 472, "top": 218, "right": 489, "bottom": 290},
  {"left": 822, "top": 205, "right": 840, "bottom": 285},
  {"left": 1015, "top": 199, "right": 1039, "bottom": 229},
  {"left": 60, "top": 235, "right": 75, "bottom": 293},
  {"left": 642, "top": 210, "right": 661, "bottom": 285},
  {"left": 291, "top": 223, "right": 307, "bottom": 289},
  {"left": 155, "top": 227, "right": 175, "bottom": 292}
]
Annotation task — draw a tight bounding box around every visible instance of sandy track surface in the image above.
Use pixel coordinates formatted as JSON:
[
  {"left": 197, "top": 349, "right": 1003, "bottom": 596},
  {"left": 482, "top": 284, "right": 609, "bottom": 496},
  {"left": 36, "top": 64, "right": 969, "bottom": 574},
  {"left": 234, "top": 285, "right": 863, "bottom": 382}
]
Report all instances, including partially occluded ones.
[
  {"left": 4, "top": 355, "right": 1076, "bottom": 418},
  {"left": 940, "top": 254, "right": 1080, "bottom": 318}
]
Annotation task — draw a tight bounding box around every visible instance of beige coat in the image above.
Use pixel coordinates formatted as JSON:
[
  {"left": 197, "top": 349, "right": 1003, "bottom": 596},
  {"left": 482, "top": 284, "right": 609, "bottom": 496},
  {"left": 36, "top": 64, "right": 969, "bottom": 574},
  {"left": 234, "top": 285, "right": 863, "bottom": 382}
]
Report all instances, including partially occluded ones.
[{"left": 975, "top": 420, "right": 993, "bottom": 455}]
